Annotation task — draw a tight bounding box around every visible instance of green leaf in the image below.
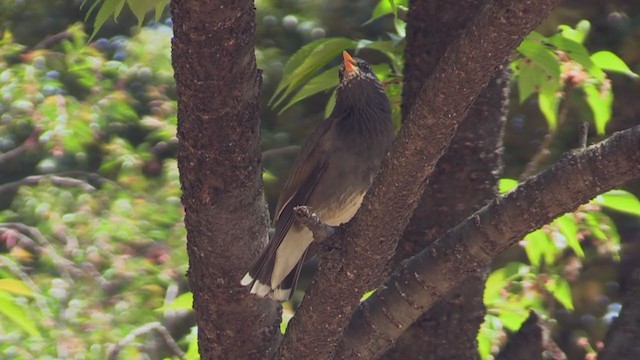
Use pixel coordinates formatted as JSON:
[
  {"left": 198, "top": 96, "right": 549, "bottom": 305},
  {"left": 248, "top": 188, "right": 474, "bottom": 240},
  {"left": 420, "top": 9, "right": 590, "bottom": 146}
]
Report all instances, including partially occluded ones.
[
  {"left": 545, "top": 275, "right": 574, "bottom": 310},
  {"left": 394, "top": 17, "right": 406, "bottom": 38},
  {"left": 90, "top": 0, "right": 126, "bottom": 40},
  {"left": 583, "top": 82, "right": 612, "bottom": 135},
  {"left": 591, "top": 51, "right": 639, "bottom": 78},
  {"left": 156, "top": 292, "right": 193, "bottom": 312},
  {"left": 594, "top": 190, "right": 640, "bottom": 217},
  {"left": 360, "top": 40, "right": 403, "bottom": 70},
  {"left": 523, "top": 229, "right": 555, "bottom": 267},
  {"left": 270, "top": 39, "right": 329, "bottom": 104},
  {"left": 279, "top": 66, "right": 339, "bottom": 114},
  {"left": 0, "top": 291, "right": 41, "bottom": 337},
  {"left": 558, "top": 20, "right": 591, "bottom": 44},
  {"left": 517, "top": 38, "right": 561, "bottom": 82},
  {"left": 548, "top": 35, "right": 604, "bottom": 81},
  {"left": 127, "top": 0, "right": 156, "bottom": 27},
  {"left": 364, "top": 0, "right": 394, "bottom": 25},
  {"left": 477, "top": 315, "right": 501, "bottom": 360},
  {"left": 538, "top": 79, "right": 560, "bottom": 130},
  {"left": 287, "top": 38, "right": 355, "bottom": 97},
  {"left": 496, "top": 304, "right": 528, "bottom": 331},
  {"left": 280, "top": 310, "right": 294, "bottom": 334},
  {"left": 0, "top": 279, "right": 33, "bottom": 296},
  {"left": 553, "top": 214, "right": 584, "bottom": 258},
  {"left": 360, "top": 289, "right": 376, "bottom": 302},
  {"left": 270, "top": 38, "right": 354, "bottom": 106},
  {"left": 324, "top": 88, "right": 337, "bottom": 118},
  {"left": 498, "top": 178, "right": 518, "bottom": 193},
  {"left": 154, "top": 0, "right": 169, "bottom": 22},
  {"left": 517, "top": 63, "right": 545, "bottom": 103}
]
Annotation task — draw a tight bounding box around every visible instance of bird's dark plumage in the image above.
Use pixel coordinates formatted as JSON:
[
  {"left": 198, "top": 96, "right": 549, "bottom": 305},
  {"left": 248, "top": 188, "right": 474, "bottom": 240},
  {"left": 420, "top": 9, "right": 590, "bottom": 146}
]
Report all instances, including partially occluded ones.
[{"left": 241, "top": 51, "right": 393, "bottom": 300}]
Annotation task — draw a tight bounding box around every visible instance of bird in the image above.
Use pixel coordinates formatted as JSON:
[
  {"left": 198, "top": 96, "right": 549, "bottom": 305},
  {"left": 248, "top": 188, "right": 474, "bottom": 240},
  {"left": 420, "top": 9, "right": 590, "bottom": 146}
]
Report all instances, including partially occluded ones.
[{"left": 241, "top": 50, "right": 393, "bottom": 301}]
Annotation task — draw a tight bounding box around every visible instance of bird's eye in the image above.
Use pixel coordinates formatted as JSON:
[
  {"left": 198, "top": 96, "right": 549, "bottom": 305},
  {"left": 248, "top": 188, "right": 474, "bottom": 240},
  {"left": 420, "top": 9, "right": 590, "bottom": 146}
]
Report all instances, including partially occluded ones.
[{"left": 358, "top": 61, "right": 370, "bottom": 72}]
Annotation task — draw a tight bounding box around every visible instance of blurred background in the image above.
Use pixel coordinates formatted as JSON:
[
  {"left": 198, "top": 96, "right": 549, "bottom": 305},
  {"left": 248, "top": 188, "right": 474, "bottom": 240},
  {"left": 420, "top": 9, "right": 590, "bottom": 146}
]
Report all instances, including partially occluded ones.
[{"left": 0, "top": 0, "right": 639, "bottom": 359}]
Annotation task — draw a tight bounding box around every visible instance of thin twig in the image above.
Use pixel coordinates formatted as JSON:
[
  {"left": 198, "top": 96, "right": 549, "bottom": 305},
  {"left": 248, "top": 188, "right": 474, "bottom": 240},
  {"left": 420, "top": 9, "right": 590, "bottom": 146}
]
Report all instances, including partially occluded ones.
[
  {"left": 0, "top": 175, "right": 96, "bottom": 195},
  {"left": 578, "top": 122, "right": 589, "bottom": 149},
  {"left": 107, "top": 322, "right": 185, "bottom": 360},
  {"left": 0, "top": 223, "right": 81, "bottom": 281},
  {"left": 31, "top": 31, "right": 73, "bottom": 50},
  {"left": 0, "top": 129, "right": 41, "bottom": 166},
  {"left": 293, "top": 206, "right": 335, "bottom": 242}
]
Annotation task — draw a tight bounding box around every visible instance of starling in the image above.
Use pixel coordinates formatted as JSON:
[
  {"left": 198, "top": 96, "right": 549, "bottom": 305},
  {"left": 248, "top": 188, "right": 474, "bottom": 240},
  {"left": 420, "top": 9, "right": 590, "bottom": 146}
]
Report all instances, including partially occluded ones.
[{"left": 241, "top": 51, "right": 393, "bottom": 301}]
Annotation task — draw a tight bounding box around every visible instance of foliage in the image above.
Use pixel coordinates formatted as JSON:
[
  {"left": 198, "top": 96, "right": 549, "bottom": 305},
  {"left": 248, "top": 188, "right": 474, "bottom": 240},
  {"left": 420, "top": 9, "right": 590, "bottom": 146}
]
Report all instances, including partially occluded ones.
[
  {"left": 0, "top": 23, "right": 187, "bottom": 358},
  {"left": 513, "top": 20, "right": 638, "bottom": 134}
]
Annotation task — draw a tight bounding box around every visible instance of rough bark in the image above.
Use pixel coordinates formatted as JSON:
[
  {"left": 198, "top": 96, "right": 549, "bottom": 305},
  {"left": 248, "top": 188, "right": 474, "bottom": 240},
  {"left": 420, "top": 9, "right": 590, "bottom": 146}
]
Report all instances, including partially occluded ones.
[
  {"left": 598, "top": 269, "right": 640, "bottom": 360},
  {"left": 495, "top": 312, "right": 543, "bottom": 360},
  {"left": 337, "top": 125, "right": 640, "bottom": 359},
  {"left": 278, "top": 0, "right": 561, "bottom": 358},
  {"left": 171, "top": 1, "right": 279, "bottom": 359},
  {"left": 384, "top": 0, "right": 507, "bottom": 357}
]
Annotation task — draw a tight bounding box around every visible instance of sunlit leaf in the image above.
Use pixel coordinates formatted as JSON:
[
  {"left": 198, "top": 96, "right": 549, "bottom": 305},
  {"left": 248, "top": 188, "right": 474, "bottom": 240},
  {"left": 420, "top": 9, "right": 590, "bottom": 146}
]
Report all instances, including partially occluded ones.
[
  {"left": 583, "top": 82, "right": 612, "bottom": 135},
  {"left": 280, "top": 310, "right": 294, "bottom": 334},
  {"left": 360, "top": 289, "right": 376, "bottom": 302},
  {"left": 364, "top": 0, "right": 394, "bottom": 25},
  {"left": 545, "top": 275, "right": 574, "bottom": 310},
  {"left": 517, "top": 63, "right": 545, "bottom": 103},
  {"left": 0, "top": 279, "right": 33, "bottom": 296},
  {"left": 553, "top": 214, "right": 584, "bottom": 258},
  {"left": 523, "top": 229, "right": 555, "bottom": 267},
  {"left": 594, "top": 190, "right": 640, "bottom": 217},
  {"left": 538, "top": 79, "right": 560, "bottom": 130},
  {"left": 591, "top": 51, "right": 639, "bottom": 78},
  {"left": 498, "top": 178, "right": 518, "bottom": 193},
  {"left": 517, "top": 38, "right": 561, "bottom": 82},
  {"left": 495, "top": 304, "right": 528, "bottom": 331},
  {"left": 156, "top": 291, "right": 193, "bottom": 312},
  {"left": 558, "top": 20, "right": 591, "bottom": 44},
  {"left": 0, "top": 291, "right": 41, "bottom": 337},
  {"left": 547, "top": 35, "right": 604, "bottom": 81}
]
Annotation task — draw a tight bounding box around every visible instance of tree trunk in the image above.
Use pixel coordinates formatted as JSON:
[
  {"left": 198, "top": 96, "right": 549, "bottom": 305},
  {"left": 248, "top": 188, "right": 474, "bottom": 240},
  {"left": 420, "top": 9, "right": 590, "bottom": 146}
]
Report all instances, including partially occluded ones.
[
  {"left": 384, "top": 0, "right": 507, "bottom": 357},
  {"left": 171, "top": 1, "right": 280, "bottom": 359}
]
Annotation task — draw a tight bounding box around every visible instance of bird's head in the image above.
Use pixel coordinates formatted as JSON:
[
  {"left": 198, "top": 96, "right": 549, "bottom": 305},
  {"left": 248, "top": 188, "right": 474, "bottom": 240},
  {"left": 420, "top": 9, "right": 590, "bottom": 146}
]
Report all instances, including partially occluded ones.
[{"left": 336, "top": 51, "right": 388, "bottom": 109}]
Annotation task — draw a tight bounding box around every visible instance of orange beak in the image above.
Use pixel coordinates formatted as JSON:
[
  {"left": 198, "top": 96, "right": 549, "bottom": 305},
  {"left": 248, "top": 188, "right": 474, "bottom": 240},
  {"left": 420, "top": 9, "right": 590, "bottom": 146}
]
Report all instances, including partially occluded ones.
[{"left": 342, "top": 51, "right": 357, "bottom": 72}]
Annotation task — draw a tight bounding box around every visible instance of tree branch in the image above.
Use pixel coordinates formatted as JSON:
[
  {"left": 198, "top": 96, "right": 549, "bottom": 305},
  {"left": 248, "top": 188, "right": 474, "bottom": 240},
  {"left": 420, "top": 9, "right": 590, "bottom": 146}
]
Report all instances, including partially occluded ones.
[
  {"left": 277, "top": 0, "right": 561, "bottom": 358},
  {"left": 337, "top": 125, "right": 640, "bottom": 359},
  {"left": 107, "top": 322, "right": 185, "bottom": 360}
]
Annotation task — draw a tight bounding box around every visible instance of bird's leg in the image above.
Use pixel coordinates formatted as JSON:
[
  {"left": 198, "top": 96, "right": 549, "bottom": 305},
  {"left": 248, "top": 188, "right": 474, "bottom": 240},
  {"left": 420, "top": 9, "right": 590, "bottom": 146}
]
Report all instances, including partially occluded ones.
[{"left": 293, "top": 206, "right": 336, "bottom": 243}]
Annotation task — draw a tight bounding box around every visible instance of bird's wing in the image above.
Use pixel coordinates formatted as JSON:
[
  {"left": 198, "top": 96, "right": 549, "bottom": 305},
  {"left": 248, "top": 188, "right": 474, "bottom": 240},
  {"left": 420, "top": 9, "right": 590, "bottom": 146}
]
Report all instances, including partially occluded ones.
[
  {"left": 246, "top": 117, "right": 335, "bottom": 288},
  {"left": 274, "top": 116, "right": 336, "bottom": 222}
]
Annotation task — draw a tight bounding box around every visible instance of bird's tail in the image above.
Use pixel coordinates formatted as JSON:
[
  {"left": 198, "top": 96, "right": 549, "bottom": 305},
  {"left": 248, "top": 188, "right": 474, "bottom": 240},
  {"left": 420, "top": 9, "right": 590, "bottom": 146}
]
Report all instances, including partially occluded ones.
[{"left": 241, "top": 245, "right": 308, "bottom": 301}]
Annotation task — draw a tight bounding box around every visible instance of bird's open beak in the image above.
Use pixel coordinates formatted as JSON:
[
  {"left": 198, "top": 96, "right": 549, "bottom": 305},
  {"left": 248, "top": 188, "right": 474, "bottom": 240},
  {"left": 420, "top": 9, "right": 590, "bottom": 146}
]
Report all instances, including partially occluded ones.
[{"left": 342, "top": 51, "right": 357, "bottom": 72}]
